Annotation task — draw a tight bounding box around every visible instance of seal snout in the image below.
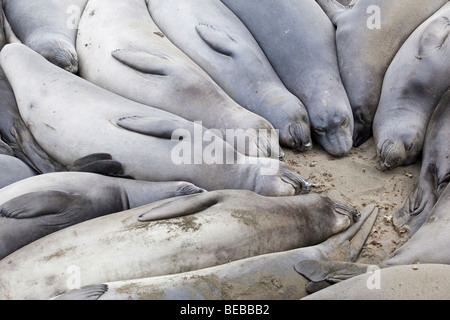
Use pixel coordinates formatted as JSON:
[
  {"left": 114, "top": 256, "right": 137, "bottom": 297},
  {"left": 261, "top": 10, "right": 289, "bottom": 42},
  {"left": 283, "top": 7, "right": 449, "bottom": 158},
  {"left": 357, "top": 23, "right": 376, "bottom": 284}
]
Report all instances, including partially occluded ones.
[{"left": 379, "top": 139, "right": 406, "bottom": 171}]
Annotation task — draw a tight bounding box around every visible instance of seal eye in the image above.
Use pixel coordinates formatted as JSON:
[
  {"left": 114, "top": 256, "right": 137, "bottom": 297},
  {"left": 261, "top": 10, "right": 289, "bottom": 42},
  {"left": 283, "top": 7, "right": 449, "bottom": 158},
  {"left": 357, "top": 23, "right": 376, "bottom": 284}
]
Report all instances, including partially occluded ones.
[{"left": 314, "top": 128, "right": 326, "bottom": 136}]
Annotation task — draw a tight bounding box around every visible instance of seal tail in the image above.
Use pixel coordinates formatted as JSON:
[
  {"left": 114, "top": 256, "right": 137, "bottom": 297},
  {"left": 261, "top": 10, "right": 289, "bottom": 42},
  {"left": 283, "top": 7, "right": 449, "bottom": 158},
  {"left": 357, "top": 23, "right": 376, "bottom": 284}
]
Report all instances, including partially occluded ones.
[{"left": 52, "top": 284, "right": 108, "bottom": 300}]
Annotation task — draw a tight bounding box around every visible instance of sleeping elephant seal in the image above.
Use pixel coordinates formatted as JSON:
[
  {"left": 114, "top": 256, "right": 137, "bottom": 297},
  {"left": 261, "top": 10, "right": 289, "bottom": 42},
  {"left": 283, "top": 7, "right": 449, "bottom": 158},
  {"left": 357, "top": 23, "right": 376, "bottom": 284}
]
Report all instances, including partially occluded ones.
[
  {"left": 221, "top": 0, "right": 353, "bottom": 157},
  {"left": 0, "top": 43, "right": 310, "bottom": 196},
  {"left": 145, "top": 0, "right": 312, "bottom": 152},
  {"left": 0, "top": 190, "right": 359, "bottom": 300},
  {"left": 394, "top": 88, "right": 450, "bottom": 235},
  {"left": 3, "top": 0, "right": 88, "bottom": 73},
  {"left": 0, "top": 172, "right": 204, "bottom": 260},
  {"left": 316, "top": 0, "right": 448, "bottom": 147},
  {"left": 374, "top": 2, "right": 450, "bottom": 171},
  {"left": 77, "top": 0, "right": 279, "bottom": 159},
  {"left": 53, "top": 204, "right": 377, "bottom": 300},
  {"left": 0, "top": 155, "right": 37, "bottom": 189},
  {"left": 302, "top": 264, "right": 450, "bottom": 300}
]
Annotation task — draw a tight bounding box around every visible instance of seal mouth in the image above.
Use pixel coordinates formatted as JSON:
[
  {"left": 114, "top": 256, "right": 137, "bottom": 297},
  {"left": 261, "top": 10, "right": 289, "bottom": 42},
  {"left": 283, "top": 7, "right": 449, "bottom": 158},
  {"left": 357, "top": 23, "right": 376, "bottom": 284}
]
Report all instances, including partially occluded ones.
[{"left": 333, "top": 202, "right": 361, "bottom": 223}]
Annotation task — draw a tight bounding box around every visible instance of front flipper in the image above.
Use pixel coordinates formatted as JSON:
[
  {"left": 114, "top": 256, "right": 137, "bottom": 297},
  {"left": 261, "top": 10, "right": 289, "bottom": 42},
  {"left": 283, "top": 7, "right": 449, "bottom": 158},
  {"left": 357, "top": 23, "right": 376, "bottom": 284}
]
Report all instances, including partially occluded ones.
[
  {"left": 196, "top": 23, "right": 236, "bottom": 57},
  {"left": 0, "top": 191, "right": 82, "bottom": 219},
  {"left": 111, "top": 48, "right": 172, "bottom": 76},
  {"left": 138, "top": 191, "right": 222, "bottom": 222},
  {"left": 117, "top": 116, "right": 193, "bottom": 140},
  {"left": 53, "top": 284, "right": 108, "bottom": 301},
  {"left": 67, "top": 153, "right": 124, "bottom": 177},
  {"left": 0, "top": 138, "right": 13, "bottom": 156}
]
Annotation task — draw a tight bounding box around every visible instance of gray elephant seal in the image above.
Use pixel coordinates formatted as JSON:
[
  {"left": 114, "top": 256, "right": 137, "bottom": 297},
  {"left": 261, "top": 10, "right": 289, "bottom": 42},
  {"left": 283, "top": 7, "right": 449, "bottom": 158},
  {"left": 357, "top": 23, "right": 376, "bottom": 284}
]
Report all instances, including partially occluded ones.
[
  {"left": 53, "top": 204, "right": 377, "bottom": 300},
  {"left": 0, "top": 155, "right": 36, "bottom": 189},
  {"left": 1, "top": 43, "right": 309, "bottom": 196},
  {"left": 145, "top": 0, "right": 312, "bottom": 152},
  {"left": 221, "top": 0, "right": 353, "bottom": 157},
  {"left": 394, "top": 88, "right": 450, "bottom": 235},
  {"left": 0, "top": 172, "right": 204, "bottom": 260},
  {"left": 374, "top": 3, "right": 450, "bottom": 171},
  {"left": 316, "top": 0, "right": 447, "bottom": 147},
  {"left": 302, "top": 264, "right": 450, "bottom": 300},
  {"left": 3, "top": 0, "right": 88, "bottom": 73},
  {"left": 76, "top": 0, "right": 279, "bottom": 159},
  {"left": 0, "top": 190, "right": 358, "bottom": 300}
]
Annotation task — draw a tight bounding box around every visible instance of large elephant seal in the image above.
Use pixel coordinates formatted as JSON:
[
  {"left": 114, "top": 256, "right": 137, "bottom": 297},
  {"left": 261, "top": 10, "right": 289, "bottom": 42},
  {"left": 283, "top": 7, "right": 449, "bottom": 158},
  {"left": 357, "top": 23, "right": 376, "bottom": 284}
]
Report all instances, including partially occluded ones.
[
  {"left": 0, "top": 190, "right": 359, "bottom": 300},
  {"left": 394, "top": 88, "right": 450, "bottom": 235},
  {"left": 0, "top": 155, "right": 36, "bottom": 189},
  {"left": 76, "top": 0, "right": 279, "bottom": 159},
  {"left": 316, "top": 0, "right": 448, "bottom": 146},
  {"left": 0, "top": 43, "right": 310, "bottom": 196},
  {"left": 220, "top": 0, "right": 353, "bottom": 157},
  {"left": 53, "top": 204, "right": 377, "bottom": 300},
  {"left": 0, "top": 172, "right": 204, "bottom": 260},
  {"left": 3, "top": 0, "right": 87, "bottom": 73},
  {"left": 145, "top": 0, "right": 312, "bottom": 152},
  {"left": 374, "top": 3, "right": 450, "bottom": 171},
  {"left": 302, "top": 264, "right": 450, "bottom": 300}
]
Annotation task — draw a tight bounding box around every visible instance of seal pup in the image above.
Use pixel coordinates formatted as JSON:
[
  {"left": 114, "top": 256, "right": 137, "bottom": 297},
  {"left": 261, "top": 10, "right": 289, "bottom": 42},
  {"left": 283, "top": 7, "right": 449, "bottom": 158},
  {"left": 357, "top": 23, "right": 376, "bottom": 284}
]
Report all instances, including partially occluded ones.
[
  {"left": 0, "top": 190, "right": 359, "bottom": 300},
  {"left": 316, "top": 0, "right": 448, "bottom": 146},
  {"left": 0, "top": 43, "right": 310, "bottom": 196},
  {"left": 77, "top": 0, "right": 279, "bottom": 158},
  {"left": 52, "top": 204, "right": 377, "bottom": 300},
  {"left": 145, "top": 0, "right": 312, "bottom": 152},
  {"left": 394, "top": 88, "right": 450, "bottom": 235},
  {"left": 3, "top": 0, "right": 88, "bottom": 73},
  {"left": 0, "top": 172, "right": 205, "bottom": 260},
  {"left": 302, "top": 264, "right": 450, "bottom": 300},
  {"left": 374, "top": 2, "right": 450, "bottom": 171},
  {"left": 220, "top": 0, "right": 354, "bottom": 157}
]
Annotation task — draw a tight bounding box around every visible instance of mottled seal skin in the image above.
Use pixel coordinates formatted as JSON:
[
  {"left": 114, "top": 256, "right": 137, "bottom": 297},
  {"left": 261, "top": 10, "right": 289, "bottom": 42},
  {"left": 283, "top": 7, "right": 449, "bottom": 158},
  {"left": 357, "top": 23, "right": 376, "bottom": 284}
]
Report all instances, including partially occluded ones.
[
  {"left": 374, "top": 3, "right": 450, "bottom": 171},
  {"left": 3, "top": 0, "right": 88, "bottom": 73},
  {"left": 1, "top": 43, "right": 310, "bottom": 196},
  {"left": 0, "top": 172, "right": 204, "bottom": 260},
  {"left": 302, "top": 264, "right": 450, "bottom": 300},
  {"left": 221, "top": 0, "right": 353, "bottom": 157},
  {"left": 76, "top": 0, "right": 280, "bottom": 159},
  {"left": 394, "top": 88, "right": 450, "bottom": 235},
  {"left": 53, "top": 204, "right": 377, "bottom": 301},
  {"left": 145, "top": 0, "right": 312, "bottom": 152},
  {"left": 316, "top": 0, "right": 448, "bottom": 147},
  {"left": 0, "top": 190, "right": 359, "bottom": 300},
  {"left": 0, "top": 155, "right": 37, "bottom": 189}
]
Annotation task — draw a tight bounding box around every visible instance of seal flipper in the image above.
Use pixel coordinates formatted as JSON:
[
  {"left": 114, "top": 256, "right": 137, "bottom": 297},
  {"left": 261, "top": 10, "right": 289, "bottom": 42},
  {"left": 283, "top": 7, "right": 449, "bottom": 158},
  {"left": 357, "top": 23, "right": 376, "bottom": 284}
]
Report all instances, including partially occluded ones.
[
  {"left": 0, "top": 138, "right": 14, "bottom": 156},
  {"left": 138, "top": 192, "right": 221, "bottom": 222},
  {"left": 67, "top": 153, "right": 124, "bottom": 177},
  {"left": 117, "top": 116, "right": 193, "bottom": 140},
  {"left": 111, "top": 48, "right": 172, "bottom": 76},
  {"left": 195, "top": 24, "right": 236, "bottom": 56},
  {"left": 53, "top": 284, "right": 108, "bottom": 301},
  {"left": 0, "top": 191, "right": 81, "bottom": 219},
  {"left": 417, "top": 15, "right": 450, "bottom": 58}
]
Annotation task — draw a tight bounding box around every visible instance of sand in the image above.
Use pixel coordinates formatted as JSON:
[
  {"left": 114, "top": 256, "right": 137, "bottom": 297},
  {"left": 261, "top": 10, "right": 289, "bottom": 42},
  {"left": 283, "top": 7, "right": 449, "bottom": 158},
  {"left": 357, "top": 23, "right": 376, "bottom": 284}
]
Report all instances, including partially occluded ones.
[{"left": 284, "top": 137, "right": 420, "bottom": 265}]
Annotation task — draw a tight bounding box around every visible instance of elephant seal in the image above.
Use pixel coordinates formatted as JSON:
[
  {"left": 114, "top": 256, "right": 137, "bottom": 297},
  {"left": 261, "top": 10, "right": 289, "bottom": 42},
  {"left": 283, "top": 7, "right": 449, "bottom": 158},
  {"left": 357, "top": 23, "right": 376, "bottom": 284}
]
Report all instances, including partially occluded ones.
[
  {"left": 302, "top": 264, "right": 450, "bottom": 300},
  {"left": 220, "top": 0, "right": 353, "bottom": 157},
  {"left": 3, "top": 0, "right": 88, "bottom": 73},
  {"left": 0, "top": 172, "right": 204, "bottom": 260},
  {"left": 0, "top": 155, "right": 36, "bottom": 189},
  {"left": 394, "top": 88, "right": 450, "bottom": 235},
  {"left": 374, "top": 3, "right": 450, "bottom": 171},
  {"left": 0, "top": 43, "right": 310, "bottom": 196},
  {"left": 76, "top": 0, "right": 279, "bottom": 159},
  {"left": 145, "top": 0, "right": 312, "bottom": 152},
  {"left": 316, "top": 0, "right": 448, "bottom": 147},
  {"left": 53, "top": 204, "right": 377, "bottom": 300},
  {"left": 0, "top": 190, "right": 359, "bottom": 300}
]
